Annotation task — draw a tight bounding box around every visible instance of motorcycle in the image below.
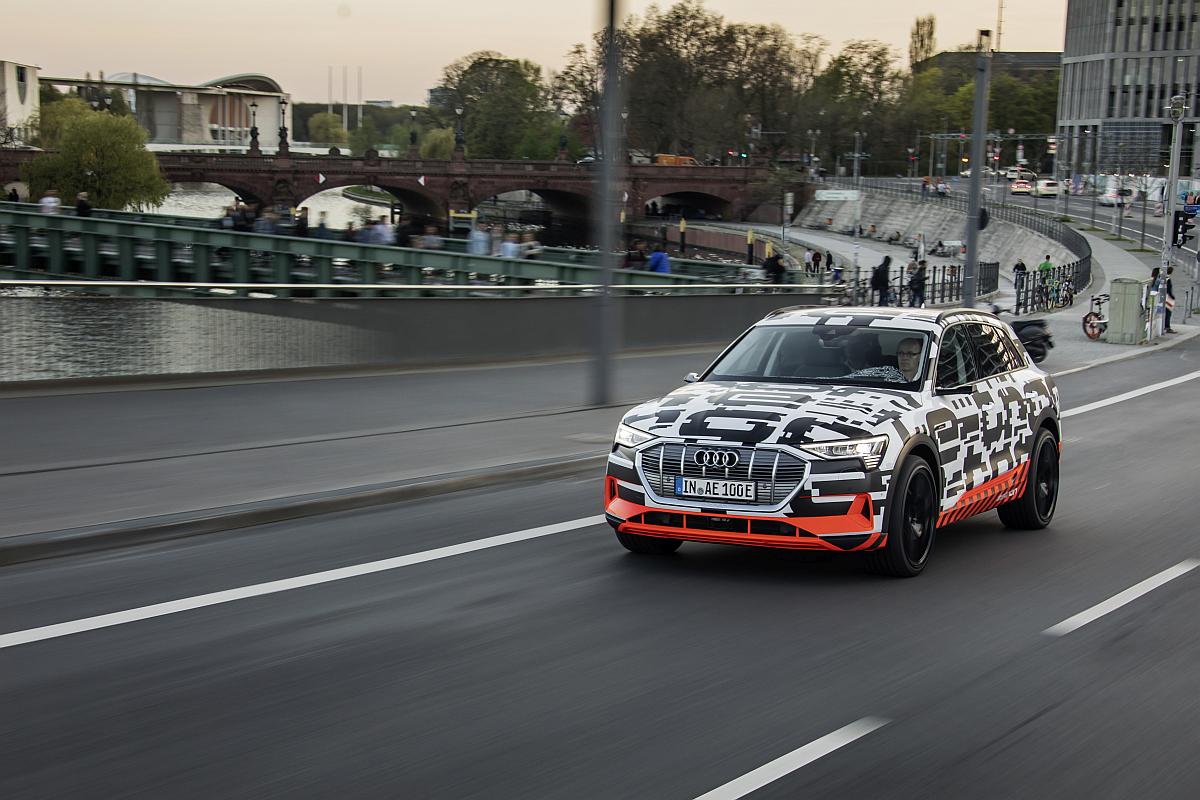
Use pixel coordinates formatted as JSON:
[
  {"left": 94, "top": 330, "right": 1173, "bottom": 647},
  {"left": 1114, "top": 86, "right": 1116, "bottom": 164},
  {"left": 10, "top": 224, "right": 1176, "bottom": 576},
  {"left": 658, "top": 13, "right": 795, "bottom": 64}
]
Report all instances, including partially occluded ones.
[{"left": 991, "top": 304, "right": 1053, "bottom": 364}]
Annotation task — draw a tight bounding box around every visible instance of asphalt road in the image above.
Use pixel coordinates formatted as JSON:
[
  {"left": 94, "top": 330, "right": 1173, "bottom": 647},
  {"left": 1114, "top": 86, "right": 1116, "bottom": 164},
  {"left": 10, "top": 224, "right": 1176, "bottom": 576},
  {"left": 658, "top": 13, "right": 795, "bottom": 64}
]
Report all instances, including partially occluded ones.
[
  {"left": 0, "top": 348, "right": 725, "bottom": 474},
  {"left": 3, "top": 339, "right": 1200, "bottom": 799}
]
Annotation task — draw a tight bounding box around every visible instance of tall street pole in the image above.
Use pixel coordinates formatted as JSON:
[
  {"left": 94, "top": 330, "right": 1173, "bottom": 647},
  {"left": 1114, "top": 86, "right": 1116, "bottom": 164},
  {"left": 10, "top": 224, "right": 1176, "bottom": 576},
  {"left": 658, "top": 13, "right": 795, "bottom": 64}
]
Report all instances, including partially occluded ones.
[
  {"left": 1161, "top": 95, "right": 1187, "bottom": 271},
  {"left": 590, "top": 0, "right": 624, "bottom": 406},
  {"left": 963, "top": 29, "right": 993, "bottom": 308}
]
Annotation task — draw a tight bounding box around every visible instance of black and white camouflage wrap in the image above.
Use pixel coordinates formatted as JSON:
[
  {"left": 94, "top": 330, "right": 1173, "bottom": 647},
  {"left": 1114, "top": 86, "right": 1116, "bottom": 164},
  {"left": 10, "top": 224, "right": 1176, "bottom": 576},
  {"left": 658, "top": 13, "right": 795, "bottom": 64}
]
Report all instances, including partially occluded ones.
[{"left": 605, "top": 308, "right": 1059, "bottom": 539}]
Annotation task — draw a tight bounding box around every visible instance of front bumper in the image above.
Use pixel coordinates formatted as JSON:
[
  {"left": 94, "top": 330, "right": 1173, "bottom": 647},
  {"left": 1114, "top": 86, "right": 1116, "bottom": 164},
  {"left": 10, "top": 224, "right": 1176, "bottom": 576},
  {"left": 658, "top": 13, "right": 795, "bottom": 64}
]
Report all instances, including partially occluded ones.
[{"left": 604, "top": 474, "right": 884, "bottom": 553}]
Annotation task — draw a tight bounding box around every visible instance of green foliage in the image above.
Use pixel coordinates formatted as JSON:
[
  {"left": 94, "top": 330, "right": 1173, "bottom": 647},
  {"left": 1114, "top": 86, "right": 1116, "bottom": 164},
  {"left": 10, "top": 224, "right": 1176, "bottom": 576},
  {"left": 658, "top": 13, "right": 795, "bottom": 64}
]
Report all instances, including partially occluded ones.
[
  {"left": 438, "top": 51, "right": 556, "bottom": 159},
  {"left": 307, "top": 111, "right": 348, "bottom": 144},
  {"left": 420, "top": 128, "right": 455, "bottom": 160},
  {"left": 21, "top": 113, "right": 169, "bottom": 210},
  {"left": 31, "top": 97, "right": 93, "bottom": 150},
  {"left": 349, "top": 117, "right": 380, "bottom": 155}
]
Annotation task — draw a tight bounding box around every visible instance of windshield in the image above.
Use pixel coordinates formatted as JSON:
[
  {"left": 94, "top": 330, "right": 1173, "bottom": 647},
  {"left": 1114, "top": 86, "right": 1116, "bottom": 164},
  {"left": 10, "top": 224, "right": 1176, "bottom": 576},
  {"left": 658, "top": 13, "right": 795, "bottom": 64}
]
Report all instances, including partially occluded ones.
[{"left": 705, "top": 324, "right": 930, "bottom": 388}]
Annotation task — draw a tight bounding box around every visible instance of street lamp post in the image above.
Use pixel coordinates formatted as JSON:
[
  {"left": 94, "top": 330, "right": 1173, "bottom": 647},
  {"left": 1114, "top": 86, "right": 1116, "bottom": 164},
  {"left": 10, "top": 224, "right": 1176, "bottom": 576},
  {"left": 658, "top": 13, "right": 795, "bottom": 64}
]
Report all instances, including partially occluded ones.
[
  {"left": 557, "top": 108, "right": 569, "bottom": 161},
  {"left": 409, "top": 108, "right": 419, "bottom": 157},
  {"left": 277, "top": 96, "right": 289, "bottom": 156},
  {"left": 248, "top": 100, "right": 260, "bottom": 154},
  {"left": 1162, "top": 95, "right": 1188, "bottom": 275},
  {"left": 454, "top": 106, "right": 465, "bottom": 153}
]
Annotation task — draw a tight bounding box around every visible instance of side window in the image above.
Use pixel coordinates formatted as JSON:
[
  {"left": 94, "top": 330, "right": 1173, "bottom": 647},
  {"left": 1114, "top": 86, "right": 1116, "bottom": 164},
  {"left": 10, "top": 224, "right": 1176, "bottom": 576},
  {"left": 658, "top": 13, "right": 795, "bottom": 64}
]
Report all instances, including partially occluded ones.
[
  {"left": 967, "top": 323, "right": 1017, "bottom": 378},
  {"left": 1000, "top": 330, "right": 1029, "bottom": 369},
  {"left": 936, "top": 325, "right": 979, "bottom": 387}
]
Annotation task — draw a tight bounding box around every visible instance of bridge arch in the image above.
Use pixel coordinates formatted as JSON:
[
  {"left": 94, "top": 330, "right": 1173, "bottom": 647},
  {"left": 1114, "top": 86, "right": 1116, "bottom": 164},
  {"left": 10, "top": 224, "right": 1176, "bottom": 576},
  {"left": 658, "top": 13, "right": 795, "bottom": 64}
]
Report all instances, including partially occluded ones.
[
  {"left": 638, "top": 183, "right": 736, "bottom": 220},
  {"left": 468, "top": 181, "right": 592, "bottom": 220},
  {"left": 289, "top": 177, "right": 445, "bottom": 222}
]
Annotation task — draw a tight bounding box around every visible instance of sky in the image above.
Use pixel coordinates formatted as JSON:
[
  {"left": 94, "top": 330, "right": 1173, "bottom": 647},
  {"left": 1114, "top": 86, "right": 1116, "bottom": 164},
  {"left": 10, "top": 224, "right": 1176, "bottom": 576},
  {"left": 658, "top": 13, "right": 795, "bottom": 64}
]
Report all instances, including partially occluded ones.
[{"left": 5, "top": 0, "right": 1067, "bottom": 105}]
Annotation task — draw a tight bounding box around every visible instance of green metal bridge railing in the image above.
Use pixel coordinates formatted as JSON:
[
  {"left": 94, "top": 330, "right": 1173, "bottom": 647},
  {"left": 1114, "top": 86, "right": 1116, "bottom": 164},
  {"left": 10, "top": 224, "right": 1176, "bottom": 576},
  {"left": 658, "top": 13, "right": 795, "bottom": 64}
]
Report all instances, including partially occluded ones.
[{"left": 0, "top": 208, "right": 749, "bottom": 298}]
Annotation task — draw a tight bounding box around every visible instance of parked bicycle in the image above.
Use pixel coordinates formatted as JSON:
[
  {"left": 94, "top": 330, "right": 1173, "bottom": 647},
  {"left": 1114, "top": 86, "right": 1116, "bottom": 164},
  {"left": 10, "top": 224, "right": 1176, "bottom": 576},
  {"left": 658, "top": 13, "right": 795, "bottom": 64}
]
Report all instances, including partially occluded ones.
[{"left": 1082, "top": 293, "right": 1109, "bottom": 340}]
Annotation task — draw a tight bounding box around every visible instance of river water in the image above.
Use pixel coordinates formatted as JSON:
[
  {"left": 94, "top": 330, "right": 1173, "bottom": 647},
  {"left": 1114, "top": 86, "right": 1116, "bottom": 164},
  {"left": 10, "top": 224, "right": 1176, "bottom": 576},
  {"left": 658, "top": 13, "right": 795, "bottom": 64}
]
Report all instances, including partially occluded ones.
[{"left": 153, "top": 182, "right": 370, "bottom": 228}]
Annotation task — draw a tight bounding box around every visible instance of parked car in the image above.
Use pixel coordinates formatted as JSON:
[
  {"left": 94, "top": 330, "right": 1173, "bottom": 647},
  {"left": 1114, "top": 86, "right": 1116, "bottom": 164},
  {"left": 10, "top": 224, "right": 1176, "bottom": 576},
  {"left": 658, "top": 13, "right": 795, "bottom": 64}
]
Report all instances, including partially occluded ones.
[
  {"left": 1034, "top": 179, "right": 1061, "bottom": 197},
  {"left": 603, "top": 307, "right": 1062, "bottom": 577},
  {"left": 1010, "top": 180, "right": 1033, "bottom": 195}
]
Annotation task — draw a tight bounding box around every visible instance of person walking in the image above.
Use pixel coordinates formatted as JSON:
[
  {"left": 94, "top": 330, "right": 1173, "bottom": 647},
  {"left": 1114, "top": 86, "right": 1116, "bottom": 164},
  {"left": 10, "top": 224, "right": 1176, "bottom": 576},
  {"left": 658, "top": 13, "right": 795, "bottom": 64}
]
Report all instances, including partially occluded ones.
[
  {"left": 467, "top": 224, "right": 491, "bottom": 255},
  {"left": 803, "top": 248, "right": 814, "bottom": 276},
  {"left": 74, "top": 192, "right": 93, "bottom": 217},
  {"left": 313, "top": 211, "right": 332, "bottom": 239},
  {"left": 1164, "top": 265, "right": 1177, "bottom": 333},
  {"left": 38, "top": 189, "right": 61, "bottom": 214},
  {"left": 762, "top": 252, "right": 785, "bottom": 285},
  {"left": 6, "top": 187, "right": 19, "bottom": 202},
  {"left": 648, "top": 244, "right": 670, "bottom": 274},
  {"left": 500, "top": 233, "right": 521, "bottom": 259},
  {"left": 811, "top": 249, "right": 823, "bottom": 274},
  {"left": 908, "top": 259, "right": 927, "bottom": 308},
  {"left": 871, "top": 255, "right": 892, "bottom": 306}
]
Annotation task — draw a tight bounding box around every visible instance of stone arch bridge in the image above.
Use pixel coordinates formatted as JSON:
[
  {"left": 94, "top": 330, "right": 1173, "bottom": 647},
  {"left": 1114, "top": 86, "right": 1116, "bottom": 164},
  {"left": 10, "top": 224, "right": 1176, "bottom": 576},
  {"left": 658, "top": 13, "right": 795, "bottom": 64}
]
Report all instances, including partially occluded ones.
[{"left": 0, "top": 150, "right": 794, "bottom": 223}]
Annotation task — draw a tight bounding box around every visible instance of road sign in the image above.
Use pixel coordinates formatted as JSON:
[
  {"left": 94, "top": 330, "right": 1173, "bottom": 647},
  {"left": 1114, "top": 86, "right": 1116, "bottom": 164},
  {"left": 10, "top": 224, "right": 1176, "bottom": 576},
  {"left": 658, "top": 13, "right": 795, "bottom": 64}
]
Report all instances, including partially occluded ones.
[{"left": 815, "top": 189, "right": 861, "bottom": 201}]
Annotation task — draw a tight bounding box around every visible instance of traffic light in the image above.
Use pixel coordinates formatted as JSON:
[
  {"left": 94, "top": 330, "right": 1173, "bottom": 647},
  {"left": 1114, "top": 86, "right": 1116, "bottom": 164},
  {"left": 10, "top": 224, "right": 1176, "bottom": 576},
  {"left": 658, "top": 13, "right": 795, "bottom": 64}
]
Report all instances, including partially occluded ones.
[{"left": 1172, "top": 209, "right": 1196, "bottom": 247}]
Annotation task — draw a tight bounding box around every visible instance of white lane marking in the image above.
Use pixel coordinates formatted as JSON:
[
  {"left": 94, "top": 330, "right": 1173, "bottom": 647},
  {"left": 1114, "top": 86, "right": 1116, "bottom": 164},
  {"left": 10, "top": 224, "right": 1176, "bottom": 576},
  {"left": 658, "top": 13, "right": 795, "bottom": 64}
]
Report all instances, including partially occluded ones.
[
  {"left": 0, "top": 515, "right": 604, "bottom": 650},
  {"left": 1043, "top": 559, "right": 1200, "bottom": 637},
  {"left": 1062, "top": 369, "right": 1200, "bottom": 418},
  {"left": 692, "top": 717, "right": 889, "bottom": 800}
]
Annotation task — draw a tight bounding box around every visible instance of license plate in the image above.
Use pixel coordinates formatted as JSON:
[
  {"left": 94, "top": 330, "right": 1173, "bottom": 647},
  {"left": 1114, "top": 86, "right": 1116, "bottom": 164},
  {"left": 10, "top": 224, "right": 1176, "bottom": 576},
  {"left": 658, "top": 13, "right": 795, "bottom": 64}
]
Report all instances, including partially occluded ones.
[{"left": 675, "top": 477, "right": 756, "bottom": 501}]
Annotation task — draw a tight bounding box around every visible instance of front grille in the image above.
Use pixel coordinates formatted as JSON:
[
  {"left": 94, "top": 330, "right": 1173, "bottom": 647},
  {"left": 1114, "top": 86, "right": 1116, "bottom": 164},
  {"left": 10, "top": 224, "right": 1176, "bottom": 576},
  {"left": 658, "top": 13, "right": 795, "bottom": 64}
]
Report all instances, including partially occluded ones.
[{"left": 638, "top": 443, "right": 808, "bottom": 506}]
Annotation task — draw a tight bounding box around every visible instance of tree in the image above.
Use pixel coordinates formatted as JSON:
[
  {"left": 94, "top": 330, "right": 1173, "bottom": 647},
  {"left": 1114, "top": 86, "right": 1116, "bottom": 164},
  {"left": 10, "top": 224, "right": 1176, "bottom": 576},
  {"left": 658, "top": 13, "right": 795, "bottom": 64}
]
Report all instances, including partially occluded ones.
[
  {"left": 307, "top": 111, "right": 348, "bottom": 144},
  {"left": 909, "top": 15, "right": 936, "bottom": 69},
  {"left": 21, "top": 113, "right": 169, "bottom": 210},
  {"left": 31, "top": 96, "right": 93, "bottom": 150},
  {"left": 349, "top": 117, "right": 380, "bottom": 155},
  {"left": 420, "top": 128, "right": 455, "bottom": 160},
  {"left": 438, "top": 51, "right": 553, "bottom": 159}
]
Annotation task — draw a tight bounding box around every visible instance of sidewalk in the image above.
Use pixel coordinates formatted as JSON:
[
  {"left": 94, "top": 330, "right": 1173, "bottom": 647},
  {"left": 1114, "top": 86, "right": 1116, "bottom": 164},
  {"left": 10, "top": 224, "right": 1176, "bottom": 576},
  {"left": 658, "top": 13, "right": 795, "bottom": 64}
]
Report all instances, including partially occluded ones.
[{"left": 989, "top": 226, "right": 1200, "bottom": 370}]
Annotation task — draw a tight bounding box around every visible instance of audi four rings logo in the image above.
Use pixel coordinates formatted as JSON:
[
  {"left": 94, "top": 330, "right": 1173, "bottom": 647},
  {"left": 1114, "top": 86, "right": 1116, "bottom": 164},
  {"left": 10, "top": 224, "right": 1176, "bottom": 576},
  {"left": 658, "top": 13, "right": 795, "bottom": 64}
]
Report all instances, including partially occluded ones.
[{"left": 694, "top": 449, "right": 739, "bottom": 468}]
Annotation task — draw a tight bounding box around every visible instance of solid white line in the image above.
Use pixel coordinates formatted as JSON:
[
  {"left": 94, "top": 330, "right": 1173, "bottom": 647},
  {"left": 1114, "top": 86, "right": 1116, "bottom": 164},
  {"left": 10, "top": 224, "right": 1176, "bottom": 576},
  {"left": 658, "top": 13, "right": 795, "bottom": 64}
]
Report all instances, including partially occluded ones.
[
  {"left": 692, "top": 718, "right": 889, "bottom": 800},
  {"left": 1062, "top": 369, "right": 1200, "bottom": 418},
  {"left": 1043, "top": 559, "right": 1200, "bottom": 637},
  {"left": 0, "top": 515, "right": 604, "bottom": 651}
]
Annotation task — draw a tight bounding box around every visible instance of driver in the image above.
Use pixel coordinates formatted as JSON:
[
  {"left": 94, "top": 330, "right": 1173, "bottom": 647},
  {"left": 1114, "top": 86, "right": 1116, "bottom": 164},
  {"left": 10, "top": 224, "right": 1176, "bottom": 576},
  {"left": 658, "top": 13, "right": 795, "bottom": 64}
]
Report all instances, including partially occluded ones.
[{"left": 896, "top": 337, "right": 924, "bottom": 381}]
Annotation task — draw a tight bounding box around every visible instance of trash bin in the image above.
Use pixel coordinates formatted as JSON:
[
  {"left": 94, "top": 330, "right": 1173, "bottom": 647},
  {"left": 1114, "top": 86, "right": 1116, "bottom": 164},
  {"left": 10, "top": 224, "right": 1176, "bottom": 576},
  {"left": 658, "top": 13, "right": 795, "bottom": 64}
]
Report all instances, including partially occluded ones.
[{"left": 1106, "top": 277, "right": 1148, "bottom": 344}]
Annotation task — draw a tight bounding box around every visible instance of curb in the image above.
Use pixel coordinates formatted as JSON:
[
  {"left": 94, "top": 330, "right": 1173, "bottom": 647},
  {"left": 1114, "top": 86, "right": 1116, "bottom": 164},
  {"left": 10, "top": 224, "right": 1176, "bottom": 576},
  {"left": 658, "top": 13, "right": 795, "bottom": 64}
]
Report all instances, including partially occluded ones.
[
  {"left": 0, "top": 452, "right": 609, "bottom": 567},
  {"left": 1049, "top": 325, "right": 1200, "bottom": 377}
]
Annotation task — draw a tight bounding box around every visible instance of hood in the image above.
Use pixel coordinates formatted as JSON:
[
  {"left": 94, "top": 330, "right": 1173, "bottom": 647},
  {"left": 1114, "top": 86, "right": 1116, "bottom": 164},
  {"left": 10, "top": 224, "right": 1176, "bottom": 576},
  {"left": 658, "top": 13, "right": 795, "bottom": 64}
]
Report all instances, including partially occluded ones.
[{"left": 622, "top": 380, "right": 922, "bottom": 447}]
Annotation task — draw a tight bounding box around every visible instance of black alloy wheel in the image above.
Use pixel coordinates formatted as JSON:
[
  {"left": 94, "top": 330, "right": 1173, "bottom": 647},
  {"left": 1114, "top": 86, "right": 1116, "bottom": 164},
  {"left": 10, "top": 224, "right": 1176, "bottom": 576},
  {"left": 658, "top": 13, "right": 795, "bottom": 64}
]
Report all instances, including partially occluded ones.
[
  {"left": 997, "top": 427, "right": 1059, "bottom": 529},
  {"left": 867, "top": 458, "right": 938, "bottom": 578}
]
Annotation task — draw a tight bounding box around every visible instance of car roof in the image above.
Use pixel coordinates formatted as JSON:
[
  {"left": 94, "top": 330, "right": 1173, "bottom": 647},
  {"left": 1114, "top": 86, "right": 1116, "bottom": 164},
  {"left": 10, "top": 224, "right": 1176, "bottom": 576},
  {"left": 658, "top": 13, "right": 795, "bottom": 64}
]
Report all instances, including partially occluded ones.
[{"left": 761, "top": 305, "right": 1006, "bottom": 331}]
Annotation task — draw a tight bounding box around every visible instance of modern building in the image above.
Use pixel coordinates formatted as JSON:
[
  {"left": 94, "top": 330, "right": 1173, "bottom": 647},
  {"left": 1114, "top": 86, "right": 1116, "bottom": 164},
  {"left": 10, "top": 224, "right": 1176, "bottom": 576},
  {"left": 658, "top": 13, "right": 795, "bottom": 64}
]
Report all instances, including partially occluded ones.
[
  {"left": 1058, "top": 0, "right": 1200, "bottom": 177},
  {"left": 0, "top": 60, "right": 40, "bottom": 145},
  {"left": 38, "top": 72, "right": 292, "bottom": 152}
]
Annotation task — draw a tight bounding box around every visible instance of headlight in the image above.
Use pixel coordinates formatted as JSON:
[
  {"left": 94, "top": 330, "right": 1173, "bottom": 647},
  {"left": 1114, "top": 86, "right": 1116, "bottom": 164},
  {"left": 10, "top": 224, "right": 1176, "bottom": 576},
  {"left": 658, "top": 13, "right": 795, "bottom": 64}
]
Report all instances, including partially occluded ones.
[
  {"left": 614, "top": 422, "right": 656, "bottom": 448},
  {"left": 801, "top": 435, "right": 888, "bottom": 470}
]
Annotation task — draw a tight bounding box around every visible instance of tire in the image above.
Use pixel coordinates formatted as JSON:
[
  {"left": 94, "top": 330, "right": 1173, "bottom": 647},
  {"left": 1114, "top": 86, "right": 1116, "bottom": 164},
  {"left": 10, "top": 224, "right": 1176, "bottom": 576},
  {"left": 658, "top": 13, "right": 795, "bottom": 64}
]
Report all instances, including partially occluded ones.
[
  {"left": 1082, "top": 311, "right": 1104, "bottom": 340},
  {"left": 997, "top": 428, "right": 1059, "bottom": 530},
  {"left": 866, "top": 457, "right": 938, "bottom": 578},
  {"left": 615, "top": 531, "right": 682, "bottom": 555}
]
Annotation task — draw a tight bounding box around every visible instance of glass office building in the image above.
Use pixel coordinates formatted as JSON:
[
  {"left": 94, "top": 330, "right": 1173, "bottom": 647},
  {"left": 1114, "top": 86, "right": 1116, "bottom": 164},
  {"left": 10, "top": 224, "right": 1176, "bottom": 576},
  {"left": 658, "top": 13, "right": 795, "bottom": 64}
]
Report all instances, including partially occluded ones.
[{"left": 1059, "top": 0, "right": 1200, "bottom": 176}]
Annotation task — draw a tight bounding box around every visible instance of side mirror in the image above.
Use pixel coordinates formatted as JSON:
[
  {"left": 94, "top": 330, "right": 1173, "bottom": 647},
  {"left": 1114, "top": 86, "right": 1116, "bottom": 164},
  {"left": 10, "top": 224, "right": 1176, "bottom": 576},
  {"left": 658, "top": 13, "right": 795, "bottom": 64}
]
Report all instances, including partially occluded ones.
[{"left": 684, "top": 372, "right": 700, "bottom": 383}]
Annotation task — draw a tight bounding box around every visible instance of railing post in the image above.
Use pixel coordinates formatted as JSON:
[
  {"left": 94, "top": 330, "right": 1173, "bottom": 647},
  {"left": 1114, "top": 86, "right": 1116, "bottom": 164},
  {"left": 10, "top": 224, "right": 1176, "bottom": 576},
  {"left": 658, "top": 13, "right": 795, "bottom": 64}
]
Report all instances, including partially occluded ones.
[
  {"left": 118, "top": 237, "right": 136, "bottom": 280},
  {"left": 232, "top": 248, "right": 250, "bottom": 297},
  {"left": 46, "top": 227, "right": 65, "bottom": 274},
  {"left": 155, "top": 239, "right": 172, "bottom": 281},
  {"left": 82, "top": 232, "right": 100, "bottom": 278},
  {"left": 13, "top": 225, "right": 30, "bottom": 272}
]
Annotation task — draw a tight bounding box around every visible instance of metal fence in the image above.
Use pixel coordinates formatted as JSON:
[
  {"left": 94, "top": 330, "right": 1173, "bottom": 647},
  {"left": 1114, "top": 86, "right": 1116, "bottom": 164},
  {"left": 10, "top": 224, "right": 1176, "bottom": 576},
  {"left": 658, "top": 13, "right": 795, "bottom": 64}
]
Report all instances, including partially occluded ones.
[
  {"left": 825, "top": 178, "right": 1093, "bottom": 297},
  {"left": 0, "top": 209, "right": 752, "bottom": 298}
]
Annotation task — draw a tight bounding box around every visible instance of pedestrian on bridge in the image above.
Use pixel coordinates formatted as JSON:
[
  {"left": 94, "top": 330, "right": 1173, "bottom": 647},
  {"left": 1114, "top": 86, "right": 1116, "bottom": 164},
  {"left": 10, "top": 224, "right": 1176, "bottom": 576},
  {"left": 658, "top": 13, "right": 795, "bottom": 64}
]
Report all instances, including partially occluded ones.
[
  {"left": 7, "top": 187, "right": 19, "bottom": 202},
  {"left": 908, "top": 260, "right": 927, "bottom": 308},
  {"left": 812, "top": 250, "right": 823, "bottom": 274},
  {"left": 38, "top": 189, "right": 60, "bottom": 214},
  {"left": 74, "top": 192, "right": 92, "bottom": 217},
  {"left": 871, "top": 255, "right": 892, "bottom": 306},
  {"left": 649, "top": 244, "right": 670, "bottom": 274}
]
